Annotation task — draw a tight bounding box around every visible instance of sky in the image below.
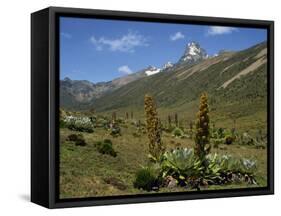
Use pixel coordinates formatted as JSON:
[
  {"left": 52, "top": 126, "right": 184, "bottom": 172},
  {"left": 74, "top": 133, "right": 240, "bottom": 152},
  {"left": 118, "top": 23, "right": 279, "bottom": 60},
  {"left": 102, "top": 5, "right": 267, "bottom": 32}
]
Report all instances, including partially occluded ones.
[{"left": 60, "top": 17, "right": 267, "bottom": 83}]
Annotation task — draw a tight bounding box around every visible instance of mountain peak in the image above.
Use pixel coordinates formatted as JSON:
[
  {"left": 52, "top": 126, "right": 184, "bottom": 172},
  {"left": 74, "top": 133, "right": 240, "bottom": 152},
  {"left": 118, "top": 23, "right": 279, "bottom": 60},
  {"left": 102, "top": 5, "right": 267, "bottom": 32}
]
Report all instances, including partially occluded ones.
[{"left": 179, "top": 41, "right": 208, "bottom": 64}]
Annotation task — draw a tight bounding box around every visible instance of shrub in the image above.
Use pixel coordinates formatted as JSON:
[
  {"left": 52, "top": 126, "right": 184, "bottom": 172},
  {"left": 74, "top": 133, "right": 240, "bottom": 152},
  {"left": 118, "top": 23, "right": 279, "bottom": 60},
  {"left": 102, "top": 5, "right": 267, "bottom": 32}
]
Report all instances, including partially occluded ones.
[
  {"left": 75, "top": 138, "right": 87, "bottom": 146},
  {"left": 240, "top": 158, "right": 257, "bottom": 174},
  {"left": 225, "top": 135, "right": 234, "bottom": 145},
  {"left": 239, "top": 133, "right": 255, "bottom": 145},
  {"left": 89, "top": 116, "right": 97, "bottom": 124},
  {"left": 109, "top": 124, "right": 121, "bottom": 137},
  {"left": 206, "top": 154, "right": 257, "bottom": 175},
  {"left": 67, "top": 133, "right": 86, "bottom": 146},
  {"left": 217, "top": 128, "right": 225, "bottom": 138},
  {"left": 96, "top": 118, "right": 109, "bottom": 129},
  {"left": 67, "top": 133, "right": 80, "bottom": 141},
  {"left": 95, "top": 139, "right": 117, "bottom": 157},
  {"left": 63, "top": 116, "right": 94, "bottom": 133},
  {"left": 134, "top": 167, "right": 159, "bottom": 191},
  {"left": 172, "top": 127, "right": 184, "bottom": 137}
]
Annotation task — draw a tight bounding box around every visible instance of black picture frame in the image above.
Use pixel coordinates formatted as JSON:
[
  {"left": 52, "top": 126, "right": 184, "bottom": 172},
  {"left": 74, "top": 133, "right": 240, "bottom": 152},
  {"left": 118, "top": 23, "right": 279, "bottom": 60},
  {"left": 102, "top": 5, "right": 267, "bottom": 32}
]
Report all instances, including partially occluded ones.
[{"left": 31, "top": 6, "right": 274, "bottom": 209}]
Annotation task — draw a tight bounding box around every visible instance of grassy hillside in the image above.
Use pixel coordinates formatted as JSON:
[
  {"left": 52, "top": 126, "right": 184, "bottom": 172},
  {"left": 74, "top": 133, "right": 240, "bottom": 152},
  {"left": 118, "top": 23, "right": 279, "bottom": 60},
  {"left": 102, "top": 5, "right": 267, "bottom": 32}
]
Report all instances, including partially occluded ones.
[{"left": 60, "top": 122, "right": 267, "bottom": 198}]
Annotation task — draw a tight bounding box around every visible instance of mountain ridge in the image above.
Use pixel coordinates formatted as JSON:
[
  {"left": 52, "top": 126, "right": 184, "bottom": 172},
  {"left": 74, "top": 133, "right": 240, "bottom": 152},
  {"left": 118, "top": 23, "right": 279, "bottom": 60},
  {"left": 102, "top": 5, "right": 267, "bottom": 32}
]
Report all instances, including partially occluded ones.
[
  {"left": 60, "top": 41, "right": 267, "bottom": 112},
  {"left": 60, "top": 41, "right": 208, "bottom": 109}
]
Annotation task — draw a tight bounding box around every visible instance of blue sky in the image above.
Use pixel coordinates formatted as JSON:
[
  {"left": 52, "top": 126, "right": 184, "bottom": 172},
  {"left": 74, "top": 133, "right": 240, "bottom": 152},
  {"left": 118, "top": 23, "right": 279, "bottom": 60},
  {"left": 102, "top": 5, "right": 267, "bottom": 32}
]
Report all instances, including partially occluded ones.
[{"left": 60, "top": 17, "right": 267, "bottom": 83}]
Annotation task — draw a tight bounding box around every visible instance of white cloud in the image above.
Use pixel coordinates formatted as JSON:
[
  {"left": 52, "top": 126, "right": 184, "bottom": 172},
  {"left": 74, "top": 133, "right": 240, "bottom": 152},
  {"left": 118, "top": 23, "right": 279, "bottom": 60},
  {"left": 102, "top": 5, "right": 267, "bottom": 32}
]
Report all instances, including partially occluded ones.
[
  {"left": 118, "top": 65, "right": 132, "bottom": 74},
  {"left": 90, "top": 31, "right": 148, "bottom": 52},
  {"left": 170, "top": 32, "right": 185, "bottom": 41},
  {"left": 207, "top": 26, "right": 237, "bottom": 36},
  {"left": 60, "top": 32, "right": 72, "bottom": 39}
]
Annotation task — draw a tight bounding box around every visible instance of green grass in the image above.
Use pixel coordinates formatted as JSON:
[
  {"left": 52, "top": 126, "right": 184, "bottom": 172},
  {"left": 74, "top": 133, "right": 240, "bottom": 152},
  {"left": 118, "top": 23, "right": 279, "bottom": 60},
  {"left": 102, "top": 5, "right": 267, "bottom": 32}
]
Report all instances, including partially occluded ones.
[{"left": 60, "top": 116, "right": 267, "bottom": 199}]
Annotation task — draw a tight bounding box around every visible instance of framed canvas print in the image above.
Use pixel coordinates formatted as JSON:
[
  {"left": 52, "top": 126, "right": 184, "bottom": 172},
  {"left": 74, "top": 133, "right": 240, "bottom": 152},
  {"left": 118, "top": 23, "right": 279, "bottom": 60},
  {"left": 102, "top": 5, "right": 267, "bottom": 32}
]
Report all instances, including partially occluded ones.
[{"left": 31, "top": 6, "right": 274, "bottom": 208}]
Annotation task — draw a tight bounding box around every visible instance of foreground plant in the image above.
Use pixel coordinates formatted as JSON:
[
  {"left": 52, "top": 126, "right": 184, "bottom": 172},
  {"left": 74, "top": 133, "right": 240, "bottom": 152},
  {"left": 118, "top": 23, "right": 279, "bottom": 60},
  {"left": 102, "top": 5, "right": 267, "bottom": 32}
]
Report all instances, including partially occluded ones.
[
  {"left": 195, "top": 93, "right": 211, "bottom": 166},
  {"left": 144, "top": 94, "right": 165, "bottom": 160},
  {"left": 133, "top": 165, "right": 161, "bottom": 191},
  {"left": 160, "top": 148, "right": 258, "bottom": 189},
  {"left": 205, "top": 154, "right": 257, "bottom": 184},
  {"left": 135, "top": 145, "right": 258, "bottom": 191},
  {"left": 161, "top": 148, "right": 202, "bottom": 186}
]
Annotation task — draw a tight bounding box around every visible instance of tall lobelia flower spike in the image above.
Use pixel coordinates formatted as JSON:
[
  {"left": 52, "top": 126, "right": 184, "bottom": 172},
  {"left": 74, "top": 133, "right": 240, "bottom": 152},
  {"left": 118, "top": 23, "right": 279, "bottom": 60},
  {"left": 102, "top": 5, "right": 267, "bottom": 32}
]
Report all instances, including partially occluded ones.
[
  {"left": 144, "top": 94, "right": 165, "bottom": 160},
  {"left": 195, "top": 92, "right": 211, "bottom": 164}
]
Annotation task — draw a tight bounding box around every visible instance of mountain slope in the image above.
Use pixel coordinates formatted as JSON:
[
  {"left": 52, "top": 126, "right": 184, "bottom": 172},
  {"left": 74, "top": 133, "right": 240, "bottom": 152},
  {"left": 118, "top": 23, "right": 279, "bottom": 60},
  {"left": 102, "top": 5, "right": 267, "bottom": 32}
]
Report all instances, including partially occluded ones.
[
  {"left": 60, "top": 68, "right": 149, "bottom": 109},
  {"left": 60, "top": 41, "right": 209, "bottom": 110},
  {"left": 90, "top": 42, "right": 267, "bottom": 113}
]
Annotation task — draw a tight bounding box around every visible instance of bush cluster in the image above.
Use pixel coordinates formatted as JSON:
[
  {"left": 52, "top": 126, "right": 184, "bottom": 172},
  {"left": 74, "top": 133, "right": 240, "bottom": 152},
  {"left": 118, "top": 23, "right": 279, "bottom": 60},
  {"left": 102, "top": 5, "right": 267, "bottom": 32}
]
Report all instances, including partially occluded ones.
[
  {"left": 63, "top": 116, "right": 94, "bottom": 133},
  {"left": 95, "top": 139, "right": 117, "bottom": 157},
  {"left": 67, "top": 133, "right": 87, "bottom": 146},
  {"left": 172, "top": 127, "right": 184, "bottom": 138}
]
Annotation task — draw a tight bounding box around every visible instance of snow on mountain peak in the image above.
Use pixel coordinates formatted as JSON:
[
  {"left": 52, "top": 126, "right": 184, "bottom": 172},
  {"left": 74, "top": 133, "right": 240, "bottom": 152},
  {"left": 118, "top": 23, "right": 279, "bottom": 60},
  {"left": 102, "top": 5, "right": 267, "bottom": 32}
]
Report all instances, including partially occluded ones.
[
  {"left": 162, "top": 61, "right": 174, "bottom": 70},
  {"left": 179, "top": 41, "right": 208, "bottom": 64},
  {"left": 187, "top": 42, "right": 201, "bottom": 56},
  {"left": 145, "top": 66, "right": 161, "bottom": 76}
]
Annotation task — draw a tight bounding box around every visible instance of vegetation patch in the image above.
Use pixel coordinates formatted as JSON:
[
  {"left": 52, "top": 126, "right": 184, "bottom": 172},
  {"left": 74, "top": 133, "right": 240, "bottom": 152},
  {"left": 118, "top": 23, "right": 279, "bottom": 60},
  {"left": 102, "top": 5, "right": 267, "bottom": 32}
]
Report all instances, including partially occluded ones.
[
  {"left": 62, "top": 116, "right": 94, "bottom": 133},
  {"left": 134, "top": 147, "right": 258, "bottom": 191},
  {"left": 172, "top": 127, "right": 184, "bottom": 138},
  {"left": 60, "top": 90, "right": 267, "bottom": 198},
  {"left": 95, "top": 139, "right": 117, "bottom": 157},
  {"left": 109, "top": 123, "right": 121, "bottom": 137},
  {"left": 67, "top": 133, "right": 87, "bottom": 146},
  {"left": 134, "top": 166, "right": 161, "bottom": 191}
]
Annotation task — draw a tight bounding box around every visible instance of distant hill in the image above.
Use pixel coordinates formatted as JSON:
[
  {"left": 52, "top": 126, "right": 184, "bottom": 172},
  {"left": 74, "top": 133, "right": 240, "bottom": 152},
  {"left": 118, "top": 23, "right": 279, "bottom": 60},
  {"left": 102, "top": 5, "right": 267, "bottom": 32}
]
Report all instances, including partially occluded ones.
[{"left": 60, "top": 68, "right": 148, "bottom": 109}]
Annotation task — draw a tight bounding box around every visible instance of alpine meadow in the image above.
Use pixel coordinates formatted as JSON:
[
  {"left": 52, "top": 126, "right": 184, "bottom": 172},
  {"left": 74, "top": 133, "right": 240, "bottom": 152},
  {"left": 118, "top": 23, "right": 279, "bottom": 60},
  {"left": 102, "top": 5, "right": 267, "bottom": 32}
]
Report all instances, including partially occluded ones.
[{"left": 59, "top": 17, "right": 268, "bottom": 199}]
